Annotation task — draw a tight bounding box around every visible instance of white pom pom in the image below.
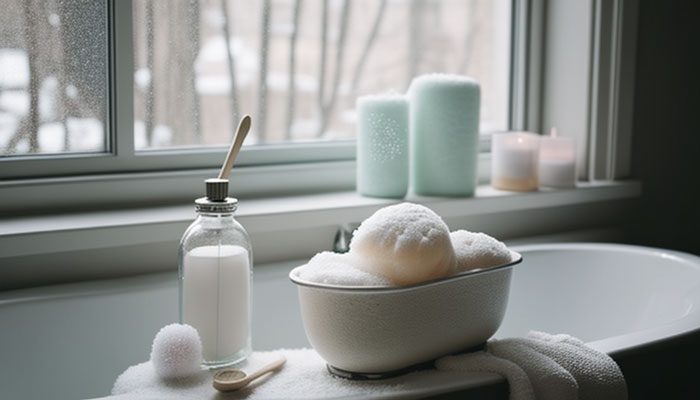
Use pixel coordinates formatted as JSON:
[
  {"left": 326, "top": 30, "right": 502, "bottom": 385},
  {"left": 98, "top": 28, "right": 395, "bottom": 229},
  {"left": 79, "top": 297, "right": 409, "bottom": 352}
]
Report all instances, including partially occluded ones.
[{"left": 150, "top": 323, "right": 203, "bottom": 379}]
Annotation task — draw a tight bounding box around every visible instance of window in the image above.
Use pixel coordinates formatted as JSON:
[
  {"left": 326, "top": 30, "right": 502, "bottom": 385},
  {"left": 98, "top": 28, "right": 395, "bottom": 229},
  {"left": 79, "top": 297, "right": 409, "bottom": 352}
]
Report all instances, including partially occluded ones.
[
  {"left": 0, "top": 0, "right": 108, "bottom": 156},
  {"left": 2, "top": 0, "right": 511, "bottom": 156},
  {"left": 131, "top": 0, "right": 511, "bottom": 149},
  {"left": 0, "top": 0, "right": 517, "bottom": 211}
]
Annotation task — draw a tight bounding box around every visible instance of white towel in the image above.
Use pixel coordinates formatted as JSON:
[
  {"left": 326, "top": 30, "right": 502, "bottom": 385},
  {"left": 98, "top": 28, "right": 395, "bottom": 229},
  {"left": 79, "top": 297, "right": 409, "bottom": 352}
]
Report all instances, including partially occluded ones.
[
  {"left": 487, "top": 338, "right": 578, "bottom": 400},
  {"left": 103, "top": 334, "right": 626, "bottom": 400},
  {"left": 106, "top": 349, "right": 405, "bottom": 400},
  {"left": 435, "top": 332, "right": 627, "bottom": 400},
  {"left": 524, "top": 331, "right": 628, "bottom": 400},
  {"left": 435, "top": 351, "right": 535, "bottom": 400}
]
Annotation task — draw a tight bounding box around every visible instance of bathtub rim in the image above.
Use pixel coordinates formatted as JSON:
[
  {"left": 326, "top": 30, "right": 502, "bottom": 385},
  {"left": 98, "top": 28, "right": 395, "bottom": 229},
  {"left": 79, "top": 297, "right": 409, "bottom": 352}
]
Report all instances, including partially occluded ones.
[{"left": 510, "top": 242, "right": 700, "bottom": 356}]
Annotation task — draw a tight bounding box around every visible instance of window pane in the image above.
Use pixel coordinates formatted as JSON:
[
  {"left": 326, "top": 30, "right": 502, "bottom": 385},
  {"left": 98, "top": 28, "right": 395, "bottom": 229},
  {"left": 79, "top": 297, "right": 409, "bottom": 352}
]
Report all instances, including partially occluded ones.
[
  {"left": 133, "top": 0, "right": 510, "bottom": 150},
  {"left": 0, "top": 0, "right": 108, "bottom": 157}
]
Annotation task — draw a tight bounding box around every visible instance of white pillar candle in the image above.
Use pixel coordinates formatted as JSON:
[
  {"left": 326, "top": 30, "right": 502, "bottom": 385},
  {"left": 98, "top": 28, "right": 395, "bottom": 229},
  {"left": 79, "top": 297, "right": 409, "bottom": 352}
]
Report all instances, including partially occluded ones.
[
  {"left": 539, "top": 128, "right": 576, "bottom": 188},
  {"left": 491, "top": 132, "right": 540, "bottom": 191}
]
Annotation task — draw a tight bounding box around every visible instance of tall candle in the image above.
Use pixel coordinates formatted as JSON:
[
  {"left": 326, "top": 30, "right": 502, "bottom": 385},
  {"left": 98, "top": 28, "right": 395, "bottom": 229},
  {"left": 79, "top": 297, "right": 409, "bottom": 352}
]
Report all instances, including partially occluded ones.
[
  {"left": 491, "top": 132, "right": 540, "bottom": 191},
  {"left": 539, "top": 128, "right": 576, "bottom": 188},
  {"left": 356, "top": 94, "right": 409, "bottom": 198},
  {"left": 409, "top": 74, "right": 480, "bottom": 197}
]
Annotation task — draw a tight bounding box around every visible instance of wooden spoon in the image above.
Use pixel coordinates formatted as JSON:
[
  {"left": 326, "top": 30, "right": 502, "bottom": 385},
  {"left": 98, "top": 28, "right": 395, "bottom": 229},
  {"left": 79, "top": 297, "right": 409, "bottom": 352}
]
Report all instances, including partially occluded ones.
[
  {"left": 212, "top": 356, "right": 286, "bottom": 392},
  {"left": 218, "top": 115, "right": 252, "bottom": 180}
]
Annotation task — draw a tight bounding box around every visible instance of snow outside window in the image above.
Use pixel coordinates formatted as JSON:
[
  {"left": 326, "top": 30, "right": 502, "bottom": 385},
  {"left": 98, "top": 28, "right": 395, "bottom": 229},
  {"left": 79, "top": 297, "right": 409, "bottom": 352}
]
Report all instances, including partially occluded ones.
[
  {"left": 132, "top": 0, "right": 511, "bottom": 150},
  {"left": 0, "top": 0, "right": 108, "bottom": 156},
  {"left": 1, "top": 0, "right": 511, "bottom": 158}
]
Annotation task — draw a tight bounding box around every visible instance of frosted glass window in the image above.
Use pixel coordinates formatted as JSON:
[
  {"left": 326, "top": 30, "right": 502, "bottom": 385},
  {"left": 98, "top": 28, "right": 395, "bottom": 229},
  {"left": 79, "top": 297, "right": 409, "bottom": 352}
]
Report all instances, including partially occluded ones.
[
  {"left": 0, "top": 0, "right": 108, "bottom": 156},
  {"left": 132, "top": 0, "right": 511, "bottom": 150}
]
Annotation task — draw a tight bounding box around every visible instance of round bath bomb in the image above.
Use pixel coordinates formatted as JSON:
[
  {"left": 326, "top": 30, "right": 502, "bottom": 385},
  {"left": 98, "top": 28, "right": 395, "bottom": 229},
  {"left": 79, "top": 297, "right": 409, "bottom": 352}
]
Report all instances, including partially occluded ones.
[
  {"left": 150, "top": 323, "right": 203, "bottom": 380},
  {"left": 349, "top": 203, "right": 455, "bottom": 285},
  {"left": 298, "top": 251, "right": 390, "bottom": 286},
  {"left": 450, "top": 230, "right": 512, "bottom": 271}
]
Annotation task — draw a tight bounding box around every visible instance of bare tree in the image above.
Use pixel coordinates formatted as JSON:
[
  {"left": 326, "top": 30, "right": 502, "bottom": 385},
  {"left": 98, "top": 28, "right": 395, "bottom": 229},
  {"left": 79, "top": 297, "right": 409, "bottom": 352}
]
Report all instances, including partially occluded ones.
[
  {"left": 221, "top": 0, "right": 240, "bottom": 135},
  {"left": 318, "top": 0, "right": 351, "bottom": 137},
  {"left": 164, "top": 5, "right": 177, "bottom": 142},
  {"left": 145, "top": 0, "right": 155, "bottom": 147},
  {"left": 408, "top": 0, "right": 426, "bottom": 88},
  {"left": 187, "top": 0, "right": 201, "bottom": 143},
  {"left": 257, "top": 0, "right": 271, "bottom": 141},
  {"left": 350, "top": 0, "right": 387, "bottom": 95},
  {"left": 23, "top": 0, "right": 40, "bottom": 153},
  {"left": 458, "top": 0, "right": 481, "bottom": 73},
  {"left": 317, "top": 0, "right": 329, "bottom": 137},
  {"left": 57, "top": 17, "right": 74, "bottom": 151},
  {"left": 285, "top": 0, "right": 303, "bottom": 140}
]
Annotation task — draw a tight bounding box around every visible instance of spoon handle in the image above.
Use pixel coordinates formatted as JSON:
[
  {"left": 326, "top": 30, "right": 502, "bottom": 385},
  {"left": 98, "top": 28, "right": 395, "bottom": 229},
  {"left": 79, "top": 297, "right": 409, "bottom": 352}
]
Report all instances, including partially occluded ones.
[
  {"left": 218, "top": 115, "right": 251, "bottom": 180},
  {"left": 247, "top": 356, "right": 287, "bottom": 383}
]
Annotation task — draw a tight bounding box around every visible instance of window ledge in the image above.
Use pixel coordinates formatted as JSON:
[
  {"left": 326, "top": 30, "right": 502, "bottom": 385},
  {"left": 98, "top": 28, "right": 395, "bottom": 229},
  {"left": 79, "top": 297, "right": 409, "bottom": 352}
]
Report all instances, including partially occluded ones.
[{"left": 1, "top": 180, "right": 641, "bottom": 260}]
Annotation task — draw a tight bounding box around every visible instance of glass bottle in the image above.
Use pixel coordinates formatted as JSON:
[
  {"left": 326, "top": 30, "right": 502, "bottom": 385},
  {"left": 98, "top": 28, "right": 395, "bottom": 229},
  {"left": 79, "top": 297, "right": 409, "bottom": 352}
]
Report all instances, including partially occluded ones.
[{"left": 178, "top": 178, "right": 252, "bottom": 368}]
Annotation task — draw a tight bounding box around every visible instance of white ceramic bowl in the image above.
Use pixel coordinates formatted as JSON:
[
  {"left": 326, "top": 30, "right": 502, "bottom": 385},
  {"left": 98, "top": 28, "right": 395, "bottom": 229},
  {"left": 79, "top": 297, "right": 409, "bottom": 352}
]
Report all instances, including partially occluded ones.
[{"left": 289, "top": 250, "right": 522, "bottom": 374}]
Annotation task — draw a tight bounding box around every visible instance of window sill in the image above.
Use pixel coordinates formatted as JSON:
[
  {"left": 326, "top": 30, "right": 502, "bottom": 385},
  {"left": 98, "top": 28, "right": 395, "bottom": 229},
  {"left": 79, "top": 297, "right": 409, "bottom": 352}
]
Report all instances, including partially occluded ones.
[{"left": 0, "top": 180, "right": 641, "bottom": 290}]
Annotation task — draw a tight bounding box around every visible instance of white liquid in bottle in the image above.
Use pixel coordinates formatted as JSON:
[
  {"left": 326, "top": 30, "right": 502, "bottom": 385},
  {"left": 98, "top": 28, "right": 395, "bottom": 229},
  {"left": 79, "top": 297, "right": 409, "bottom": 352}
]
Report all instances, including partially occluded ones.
[{"left": 182, "top": 245, "right": 250, "bottom": 363}]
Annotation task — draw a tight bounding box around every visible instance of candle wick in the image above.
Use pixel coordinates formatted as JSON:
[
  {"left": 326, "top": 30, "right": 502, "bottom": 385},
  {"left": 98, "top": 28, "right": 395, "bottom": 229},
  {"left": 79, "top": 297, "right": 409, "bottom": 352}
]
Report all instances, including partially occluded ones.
[{"left": 550, "top": 127, "right": 558, "bottom": 138}]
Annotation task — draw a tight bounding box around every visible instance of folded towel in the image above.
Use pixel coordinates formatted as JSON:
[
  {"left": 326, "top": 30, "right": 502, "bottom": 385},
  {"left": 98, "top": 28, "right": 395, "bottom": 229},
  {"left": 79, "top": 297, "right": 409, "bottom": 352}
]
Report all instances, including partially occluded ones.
[
  {"left": 487, "top": 338, "right": 578, "bottom": 400},
  {"left": 525, "top": 331, "right": 627, "bottom": 400},
  {"left": 435, "top": 332, "right": 627, "bottom": 400},
  {"left": 435, "top": 351, "right": 535, "bottom": 400}
]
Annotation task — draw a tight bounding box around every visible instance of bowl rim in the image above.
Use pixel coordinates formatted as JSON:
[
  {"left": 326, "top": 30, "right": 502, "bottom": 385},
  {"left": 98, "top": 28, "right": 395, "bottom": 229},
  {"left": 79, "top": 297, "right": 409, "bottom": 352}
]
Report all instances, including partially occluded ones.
[{"left": 289, "top": 250, "right": 522, "bottom": 293}]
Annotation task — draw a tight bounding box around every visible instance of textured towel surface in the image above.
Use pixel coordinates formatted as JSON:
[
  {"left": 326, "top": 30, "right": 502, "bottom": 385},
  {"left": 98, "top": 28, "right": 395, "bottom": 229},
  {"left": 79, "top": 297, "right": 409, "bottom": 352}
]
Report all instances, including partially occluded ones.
[
  {"left": 107, "top": 333, "right": 626, "bottom": 400},
  {"left": 488, "top": 338, "right": 578, "bottom": 400},
  {"left": 106, "top": 348, "right": 509, "bottom": 400},
  {"left": 110, "top": 349, "right": 404, "bottom": 400},
  {"left": 525, "top": 331, "right": 627, "bottom": 400},
  {"left": 435, "top": 351, "right": 534, "bottom": 400},
  {"left": 437, "top": 332, "right": 627, "bottom": 400}
]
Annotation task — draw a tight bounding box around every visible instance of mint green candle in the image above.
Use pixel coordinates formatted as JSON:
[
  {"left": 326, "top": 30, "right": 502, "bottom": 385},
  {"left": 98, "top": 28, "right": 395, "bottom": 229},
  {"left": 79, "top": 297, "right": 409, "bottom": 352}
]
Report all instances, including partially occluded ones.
[
  {"left": 409, "top": 74, "right": 480, "bottom": 196},
  {"left": 356, "top": 94, "right": 409, "bottom": 198}
]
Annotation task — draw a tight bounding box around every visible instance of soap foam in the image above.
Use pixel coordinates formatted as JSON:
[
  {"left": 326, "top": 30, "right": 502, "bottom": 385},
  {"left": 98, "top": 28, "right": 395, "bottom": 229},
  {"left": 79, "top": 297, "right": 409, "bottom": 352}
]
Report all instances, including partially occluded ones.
[
  {"left": 450, "top": 230, "right": 512, "bottom": 271},
  {"left": 296, "top": 251, "right": 390, "bottom": 286}
]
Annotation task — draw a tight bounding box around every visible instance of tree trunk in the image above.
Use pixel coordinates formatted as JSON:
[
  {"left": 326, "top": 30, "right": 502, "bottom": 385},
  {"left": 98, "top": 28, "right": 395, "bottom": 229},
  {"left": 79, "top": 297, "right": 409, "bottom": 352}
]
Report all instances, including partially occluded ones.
[
  {"left": 256, "top": 0, "right": 271, "bottom": 141},
  {"left": 285, "top": 0, "right": 303, "bottom": 140},
  {"left": 318, "top": 0, "right": 352, "bottom": 137},
  {"left": 221, "top": 0, "right": 240, "bottom": 136},
  {"left": 350, "top": 0, "right": 387, "bottom": 95}
]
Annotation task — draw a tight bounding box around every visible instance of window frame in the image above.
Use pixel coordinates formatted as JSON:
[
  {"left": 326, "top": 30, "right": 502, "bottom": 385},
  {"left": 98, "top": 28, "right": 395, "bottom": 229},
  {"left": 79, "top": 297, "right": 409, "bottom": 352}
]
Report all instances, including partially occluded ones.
[
  {"left": 1, "top": 0, "right": 359, "bottom": 180},
  {"left": 0, "top": 0, "right": 520, "bottom": 214},
  {"left": 0, "top": 0, "right": 639, "bottom": 215}
]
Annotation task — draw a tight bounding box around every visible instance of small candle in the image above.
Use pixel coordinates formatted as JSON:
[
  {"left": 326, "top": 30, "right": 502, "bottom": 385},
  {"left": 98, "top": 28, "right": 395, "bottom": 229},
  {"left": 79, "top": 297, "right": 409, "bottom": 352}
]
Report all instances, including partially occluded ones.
[
  {"left": 491, "top": 132, "right": 540, "bottom": 191},
  {"left": 356, "top": 94, "right": 409, "bottom": 198},
  {"left": 539, "top": 128, "right": 576, "bottom": 188}
]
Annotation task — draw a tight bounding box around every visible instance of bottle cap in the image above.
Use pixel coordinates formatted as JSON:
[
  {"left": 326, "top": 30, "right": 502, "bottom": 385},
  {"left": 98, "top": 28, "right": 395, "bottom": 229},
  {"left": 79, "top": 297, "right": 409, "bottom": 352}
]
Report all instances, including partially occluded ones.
[{"left": 205, "top": 178, "right": 228, "bottom": 201}]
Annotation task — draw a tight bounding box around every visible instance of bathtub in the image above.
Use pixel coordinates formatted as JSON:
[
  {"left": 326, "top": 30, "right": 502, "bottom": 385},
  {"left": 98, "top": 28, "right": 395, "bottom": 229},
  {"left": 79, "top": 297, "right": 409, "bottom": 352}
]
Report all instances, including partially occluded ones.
[{"left": 1, "top": 243, "right": 699, "bottom": 399}]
